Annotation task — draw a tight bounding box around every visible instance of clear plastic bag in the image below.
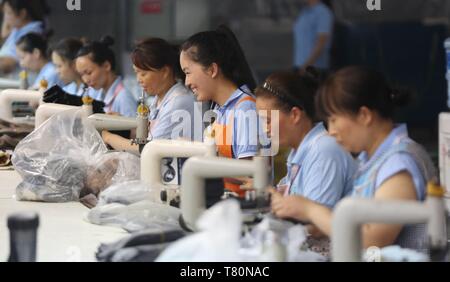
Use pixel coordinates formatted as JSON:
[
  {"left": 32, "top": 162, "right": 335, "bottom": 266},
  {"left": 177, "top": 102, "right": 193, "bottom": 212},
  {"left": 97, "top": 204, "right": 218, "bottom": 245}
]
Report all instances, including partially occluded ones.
[
  {"left": 86, "top": 200, "right": 182, "bottom": 233},
  {"left": 96, "top": 180, "right": 161, "bottom": 207},
  {"left": 12, "top": 109, "right": 139, "bottom": 202}
]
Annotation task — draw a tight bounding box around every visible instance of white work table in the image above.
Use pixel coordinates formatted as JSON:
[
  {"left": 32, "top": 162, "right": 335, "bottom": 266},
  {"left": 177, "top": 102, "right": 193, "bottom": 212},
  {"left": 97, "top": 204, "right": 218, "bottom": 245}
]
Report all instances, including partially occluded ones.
[{"left": 0, "top": 169, "right": 128, "bottom": 262}]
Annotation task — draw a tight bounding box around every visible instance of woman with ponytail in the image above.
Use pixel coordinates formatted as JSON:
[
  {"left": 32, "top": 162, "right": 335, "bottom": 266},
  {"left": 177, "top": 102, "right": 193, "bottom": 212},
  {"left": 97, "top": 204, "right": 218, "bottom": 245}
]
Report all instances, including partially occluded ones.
[
  {"left": 16, "top": 32, "right": 62, "bottom": 90},
  {"left": 180, "top": 25, "right": 258, "bottom": 197},
  {"left": 75, "top": 36, "right": 137, "bottom": 117},
  {"left": 256, "top": 68, "right": 355, "bottom": 207},
  {"left": 270, "top": 66, "right": 436, "bottom": 252}
]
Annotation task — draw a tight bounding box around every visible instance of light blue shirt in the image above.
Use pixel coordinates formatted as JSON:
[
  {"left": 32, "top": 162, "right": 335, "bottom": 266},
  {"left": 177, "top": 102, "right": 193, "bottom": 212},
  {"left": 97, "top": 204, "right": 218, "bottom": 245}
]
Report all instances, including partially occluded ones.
[
  {"left": 214, "top": 86, "right": 258, "bottom": 159},
  {"left": 96, "top": 77, "right": 137, "bottom": 117},
  {"left": 148, "top": 82, "right": 195, "bottom": 140},
  {"left": 31, "top": 62, "right": 63, "bottom": 89},
  {"left": 280, "top": 123, "right": 355, "bottom": 208},
  {"left": 293, "top": 3, "right": 333, "bottom": 69},
  {"left": 0, "top": 21, "right": 44, "bottom": 60},
  {"left": 356, "top": 124, "right": 426, "bottom": 201},
  {"left": 62, "top": 82, "right": 103, "bottom": 99}
]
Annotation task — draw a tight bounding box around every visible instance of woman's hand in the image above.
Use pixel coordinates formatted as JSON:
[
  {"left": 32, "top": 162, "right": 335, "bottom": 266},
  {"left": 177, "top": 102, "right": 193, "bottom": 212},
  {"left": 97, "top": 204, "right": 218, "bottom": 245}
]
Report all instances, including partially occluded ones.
[
  {"left": 106, "top": 111, "right": 120, "bottom": 116},
  {"left": 268, "top": 188, "right": 312, "bottom": 222},
  {"left": 101, "top": 130, "right": 112, "bottom": 144}
]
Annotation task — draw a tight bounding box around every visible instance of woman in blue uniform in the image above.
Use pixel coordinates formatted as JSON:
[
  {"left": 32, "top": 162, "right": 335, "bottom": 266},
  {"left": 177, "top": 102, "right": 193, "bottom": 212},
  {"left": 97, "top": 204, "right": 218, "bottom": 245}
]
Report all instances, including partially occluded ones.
[
  {"left": 180, "top": 25, "right": 259, "bottom": 197},
  {"left": 75, "top": 36, "right": 137, "bottom": 117},
  {"left": 270, "top": 66, "right": 436, "bottom": 251},
  {"left": 15, "top": 32, "right": 62, "bottom": 90},
  {"left": 255, "top": 69, "right": 355, "bottom": 208},
  {"left": 0, "top": 0, "right": 48, "bottom": 74},
  {"left": 101, "top": 37, "right": 196, "bottom": 152},
  {"left": 51, "top": 37, "right": 101, "bottom": 98}
]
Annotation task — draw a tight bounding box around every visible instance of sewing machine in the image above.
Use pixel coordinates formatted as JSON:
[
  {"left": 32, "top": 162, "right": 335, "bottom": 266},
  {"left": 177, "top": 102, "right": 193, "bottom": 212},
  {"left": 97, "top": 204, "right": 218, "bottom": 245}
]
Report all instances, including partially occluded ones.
[
  {"left": 140, "top": 139, "right": 216, "bottom": 205},
  {"left": 88, "top": 90, "right": 149, "bottom": 152},
  {"left": 331, "top": 181, "right": 448, "bottom": 262},
  {"left": 35, "top": 102, "right": 93, "bottom": 128},
  {"left": 179, "top": 155, "right": 271, "bottom": 232},
  {"left": 0, "top": 89, "right": 42, "bottom": 125}
]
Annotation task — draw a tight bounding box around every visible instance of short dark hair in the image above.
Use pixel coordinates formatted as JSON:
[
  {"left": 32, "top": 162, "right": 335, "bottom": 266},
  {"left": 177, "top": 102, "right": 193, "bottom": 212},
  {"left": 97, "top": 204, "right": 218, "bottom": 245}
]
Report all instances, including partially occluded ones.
[
  {"left": 255, "top": 67, "right": 324, "bottom": 120},
  {"left": 132, "top": 37, "right": 184, "bottom": 81},
  {"left": 16, "top": 32, "right": 48, "bottom": 59},
  {"left": 76, "top": 36, "right": 116, "bottom": 71},
  {"left": 52, "top": 37, "right": 83, "bottom": 62},
  {"left": 315, "top": 66, "right": 411, "bottom": 120},
  {"left": 2, "top": 0, "right": 50, "bottom": 22}
]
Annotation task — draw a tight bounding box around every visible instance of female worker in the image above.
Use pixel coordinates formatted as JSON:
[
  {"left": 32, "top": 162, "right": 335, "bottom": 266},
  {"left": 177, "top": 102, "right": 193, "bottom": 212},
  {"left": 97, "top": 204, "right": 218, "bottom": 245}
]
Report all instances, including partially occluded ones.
[
  {"left": 101, "top": 37, "right": 196, "bottom": 152},
  {"left": 179, "top": 25, "right": 259, "bottom": 197},
  {"left": 0, "top": 0, "right": 49, "bottom": 74},
  {"left": 51, "top": 37, "right": 101, "bottom": 98},
  {"left": 254, "top": 69, "right": 355, "bottom": 208},
  {"left": 75, "top": 36, "right": 137, "bottom": 117},
  {"left": 16, "top": 32, "right": 62, "bottom": 90},
  {"left": 270, "top": 66, "right": 436, "bottom": 251}
]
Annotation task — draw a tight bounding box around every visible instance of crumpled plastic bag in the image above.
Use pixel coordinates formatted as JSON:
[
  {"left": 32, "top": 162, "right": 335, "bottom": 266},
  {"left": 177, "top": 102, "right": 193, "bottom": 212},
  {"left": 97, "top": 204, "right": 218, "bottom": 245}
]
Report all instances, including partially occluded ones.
[
  {"left": 12, "top": 109, "right": 139, "bottom": 202},
  {"left": 86, "top": 200, "right": 182, "bottom": 233},
  {"left": 363, "top": 245, "right": 429, "bottom": 262},
  {"left": 156, "top": 199, "right": 243, "bottom": 262},
  {"left": 96, "top": 180, "right": 162, "bottom": 207},
  {"left": 156, "top": 199, "right": 326, "bottom": 262}
]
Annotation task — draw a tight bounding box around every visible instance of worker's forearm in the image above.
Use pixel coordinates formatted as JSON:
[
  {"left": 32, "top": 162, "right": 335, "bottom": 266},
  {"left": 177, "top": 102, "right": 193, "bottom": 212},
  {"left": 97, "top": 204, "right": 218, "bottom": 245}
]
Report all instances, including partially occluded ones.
[
  {"left": 306, "top": 202, "right": 333, "bottom": 237},
  {"left": 104, "top": 133, "right": 139, "bottom": 153}
]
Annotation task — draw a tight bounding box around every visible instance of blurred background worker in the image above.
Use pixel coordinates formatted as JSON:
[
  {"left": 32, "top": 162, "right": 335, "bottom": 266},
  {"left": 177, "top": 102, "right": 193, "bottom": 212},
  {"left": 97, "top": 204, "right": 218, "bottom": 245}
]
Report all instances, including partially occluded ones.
[
  {"left": 0, "top": 0, "right": 49, "bottom": 75},
  {"left": 293, "top": 0, "right": 333, "bottom": 72}
]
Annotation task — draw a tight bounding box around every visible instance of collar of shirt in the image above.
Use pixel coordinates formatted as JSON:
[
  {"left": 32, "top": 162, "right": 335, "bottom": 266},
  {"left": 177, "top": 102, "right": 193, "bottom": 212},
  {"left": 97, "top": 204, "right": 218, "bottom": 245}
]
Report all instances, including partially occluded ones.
[
  {"left": 215, "top": 85, "right": 251, "bottom": 114},
  {"left": 149, "top": 82, "right": 182, "bottom": 120},
  {"left": 357, "top": 123, "right": 409, "bottom": 165},
  {"left": 287, "top": 122, "right": 327, "bottom": 166},
  {"left": 102, "top": 76, "right": 123, "bottom": 104},
  {"left": 39, "top": 62, "right": 54, "bottom": 76}
]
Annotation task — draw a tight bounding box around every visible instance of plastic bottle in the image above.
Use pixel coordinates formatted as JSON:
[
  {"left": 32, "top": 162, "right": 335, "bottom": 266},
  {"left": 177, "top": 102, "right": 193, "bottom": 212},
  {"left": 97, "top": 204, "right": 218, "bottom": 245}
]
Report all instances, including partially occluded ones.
[{"left": 7, "top": 212, "right": 39, "bottom": 262}]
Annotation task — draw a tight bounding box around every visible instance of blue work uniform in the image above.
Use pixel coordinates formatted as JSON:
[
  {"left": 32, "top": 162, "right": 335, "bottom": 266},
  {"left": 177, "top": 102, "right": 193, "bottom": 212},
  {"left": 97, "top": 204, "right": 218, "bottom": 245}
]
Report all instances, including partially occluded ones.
[
  {"left": 212, "top": 85, "right": 259, "bottom": 159},
  {"left": 293, "top": 3, "right": 333, "bottom": 69},
  {"left": 278, "top": 122, "right": 356, "bottom": 208},
  {"left": 96, "top": 76, "right": 137, "bottom": 117},
  {"left": 148, "top": 82, "right": 196, "bottom": 141},
  {"left": 0, "top": 21, "right": 44, "bottom": 61},
  {"left": 352, "top": 124, "right": 436, "bottom": 251},
  {"left": 31, "top": 62, "right": 63, "bottom": 89}
]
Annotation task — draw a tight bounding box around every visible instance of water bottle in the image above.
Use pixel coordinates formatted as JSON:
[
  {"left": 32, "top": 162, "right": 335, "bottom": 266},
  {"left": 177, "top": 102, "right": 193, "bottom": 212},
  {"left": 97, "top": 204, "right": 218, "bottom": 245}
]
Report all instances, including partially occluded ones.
[
  {"left": 444, "top": 38, "right": 450, "bottom": 108},
  {"left": 7, "top": 212, "right": 39, "bottom": 262}
]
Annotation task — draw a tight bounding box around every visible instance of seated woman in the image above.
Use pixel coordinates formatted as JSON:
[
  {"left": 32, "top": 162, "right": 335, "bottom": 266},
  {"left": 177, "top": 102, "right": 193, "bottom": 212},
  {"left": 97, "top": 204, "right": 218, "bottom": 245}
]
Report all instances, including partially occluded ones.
[
  {"left": 15, "top": 32, "right": 62, "bottom": 90},
  {"left": 51, "top": 37, "right": 101, "bottom": 98},
  {"left": 180, "top": 25, "right": 259, "bottom": 197},
  {"left": 101, "top": 37, "right": 196, "bottom": 152},
  {"left": 255, "top": 69, "right": 355, "bottom": 208},
  {"left": 0, "top": 0, "right": 49, "bottom": 74},
  {"left": 75, "top": 36, "right": 137, "bottom": 117},
  {"left": 270, "top": 66, "right": 436, "bottom": 252}
]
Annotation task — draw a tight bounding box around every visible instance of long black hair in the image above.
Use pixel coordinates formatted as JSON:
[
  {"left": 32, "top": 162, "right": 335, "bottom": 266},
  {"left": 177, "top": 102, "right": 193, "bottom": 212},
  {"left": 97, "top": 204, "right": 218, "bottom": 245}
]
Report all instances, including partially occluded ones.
[{"left": 181, "top": 25, "right": 256, "bottom": 91}]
